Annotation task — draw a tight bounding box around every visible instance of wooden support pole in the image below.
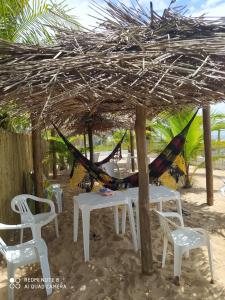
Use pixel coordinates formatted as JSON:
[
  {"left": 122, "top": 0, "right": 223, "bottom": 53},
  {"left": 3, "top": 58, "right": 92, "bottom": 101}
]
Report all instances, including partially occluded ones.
[
  {"left": 51, "top": 129, "right": 57, "bottom": 179},
  {"left": 135, "top": 105, "right": 153, "bottom": 274},
  {"left": 31, "top": 115, "right": 44, "bottom": 212},
  {"left": 87, "top": 125, "right": 94, "bottom": 189},
  {"left": 203, "top": 105, "right": 214, "bottom": 206},
  {"left": 150, "top": 1, "right": 154, "bottom": 28},
  {"left": 87, "top": 125, "right": 94, "bottom": 162},
  {"left": 130, "top": 129, "right": 135, "bottom": 172},
  {"left": 83, "top": 133, "right": 87, "bottom": 158}
]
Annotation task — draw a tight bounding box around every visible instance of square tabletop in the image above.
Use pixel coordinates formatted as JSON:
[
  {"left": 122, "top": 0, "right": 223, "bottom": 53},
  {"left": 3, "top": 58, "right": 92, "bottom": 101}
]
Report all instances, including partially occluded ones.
[
  {"left": 124, "top": 185, "right": 180, "bottom": 203},
  {"left": 73, "top": 190, "right": 130, "bottom": 210}
]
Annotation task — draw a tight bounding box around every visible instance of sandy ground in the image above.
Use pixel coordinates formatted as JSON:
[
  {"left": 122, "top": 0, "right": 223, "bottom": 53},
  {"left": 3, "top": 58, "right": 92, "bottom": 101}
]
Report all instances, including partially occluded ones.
[{"left": 1, "top": 168, "right": 225, "bottom": 300}]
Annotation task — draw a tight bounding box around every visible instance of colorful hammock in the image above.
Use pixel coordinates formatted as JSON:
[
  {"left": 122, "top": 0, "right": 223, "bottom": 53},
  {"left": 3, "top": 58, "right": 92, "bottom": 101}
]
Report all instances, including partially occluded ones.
[
  {"left": 53, "top": 110, "right": 197, "bottom": 190},
  {"left": 70, "top": 131, "right": 126, "bottom": 178},
  {"left": 95, "top": 131, "right": 126, "bottom": 166}
]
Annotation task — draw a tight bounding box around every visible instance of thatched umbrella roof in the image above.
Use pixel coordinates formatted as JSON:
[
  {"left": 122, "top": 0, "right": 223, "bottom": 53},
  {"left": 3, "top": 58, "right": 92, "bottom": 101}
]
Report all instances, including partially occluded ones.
[
  {"left": 59, "top": 112, "right": 133, "bottom": 135},
  {"left": 1, "top": 1, "right": 225, "bottom": 124}
]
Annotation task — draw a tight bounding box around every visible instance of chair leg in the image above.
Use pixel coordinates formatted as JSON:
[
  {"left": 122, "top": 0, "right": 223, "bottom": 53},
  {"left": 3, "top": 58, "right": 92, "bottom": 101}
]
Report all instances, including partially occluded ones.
[
  {"left": 54, "top": 216, "right": 59, "bottom": 238},
  {"left": 7, "top": 264, "right": 14, "bottom": 300},
  {"left": 176, "top": 198, "right": 184, "bottom": 226},
  {"left": 114, "top": 206, "right": 119, "bottom": 235},
  {"left": 20, "top": 229, "right": 23, "bottom": 244},
  {"left": 73, "top": 201, "right": 79, "bottom": 242},
  {"left": 121, "top": 205, "right": 127, "bottom": 235},
  {"left": 174, "top": 246, "right": 183, "bottom": 279},
  {"left": 127, "top": 200, "right": 138, "bottom": 252},
  {"left": 57, "top": 192, "right": 63, "bottom": 213},
  {"left": 39, "top": 254, "right": 52, "bottom": 296},
  {"left": 162, "top": 237, "right": 168, "bottom": 268},
  {"left": 81, "top": 208, "right": 90, "bottom": 262},
  {"left": 207, "top": 240, "right": 214, "bottom": 283}
]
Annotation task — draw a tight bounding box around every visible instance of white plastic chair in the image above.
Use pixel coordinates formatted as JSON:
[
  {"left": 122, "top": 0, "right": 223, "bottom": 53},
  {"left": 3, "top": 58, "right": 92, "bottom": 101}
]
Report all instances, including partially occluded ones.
[
  {"left": 126, "top": 153, "right": 131, "bottom": 172},
  {"left": 220, "top": 185, "right": 225, "bottom": 196},
  {"left": 102, "top": 161, "right": 120, "bottom": 177},
  {"left": 51, "top": 184, "right": 63, "bottom": 213},
  {"left": 93, "top": 152, "right": 100, "bottom": 162},
  {"left": 11, "top": 194, "right": 59, "bottom": 243},
  {"left": 0, "top": 223, "right": 52, "bottom": 300},
  {"left": 154, "top": 210, "right": 214, "bottom": 283}
]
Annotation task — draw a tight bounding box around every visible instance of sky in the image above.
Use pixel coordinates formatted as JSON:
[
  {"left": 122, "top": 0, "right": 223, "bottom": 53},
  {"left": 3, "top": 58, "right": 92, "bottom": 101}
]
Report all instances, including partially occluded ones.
[{"left": 64, "top": 0, "right": 225, "bottom": 114}]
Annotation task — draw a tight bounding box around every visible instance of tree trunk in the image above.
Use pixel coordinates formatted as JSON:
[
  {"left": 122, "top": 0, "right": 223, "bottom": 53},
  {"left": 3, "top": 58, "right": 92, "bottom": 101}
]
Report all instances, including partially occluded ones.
[
  {"left": 51, "top": 129, "right": 57, "bottom": 179},
  {"left": 130, "top": 129, "right": 135, "bottom": 172},
  {"left": 135, "top": 105, "right": 153, "bottom": 274},
  {"left": 184, "top": 163, "right": 192, "bottom": 188},
  {"left": 31, "top": 115, "right": 43, "bottom": 213},
  {"left": 203, "top": 105, "right": 214, "bottom": 206}
]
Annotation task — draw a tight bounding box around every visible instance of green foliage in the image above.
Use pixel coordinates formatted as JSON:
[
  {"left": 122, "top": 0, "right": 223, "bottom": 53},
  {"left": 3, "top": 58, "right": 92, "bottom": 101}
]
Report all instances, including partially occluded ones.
[
  {"left": 43, "top": 132, "right": 84, "bottom": 169},
  {"left": 112, "top": 130, "right": 129, "bottom": 149},
  {"left": 0, "top": 0, "right": 79, "bottom": 44},
  {"left": 0, "top": 104, "right": 30, "bottom": 133}
]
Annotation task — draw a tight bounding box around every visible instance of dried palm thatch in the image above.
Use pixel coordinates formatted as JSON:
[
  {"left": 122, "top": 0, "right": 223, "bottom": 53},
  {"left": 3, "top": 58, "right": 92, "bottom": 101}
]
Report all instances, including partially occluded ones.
[
  {"left": 0, "top": 0, "right": 225, "bottom": 126},
  {"left": 57, "top": 112, "right": 134, "bottom": 134}
]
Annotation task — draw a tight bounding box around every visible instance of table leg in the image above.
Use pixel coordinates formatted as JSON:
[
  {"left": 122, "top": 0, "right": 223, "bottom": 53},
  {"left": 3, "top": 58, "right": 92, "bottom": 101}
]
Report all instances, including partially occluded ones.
[
  {"left": 127, "top": 200, "right": 138, "bottom": 252},
  {"left": 121, "top": 205, "right": 126, "bottom": 234},
  {"left": 73, "top": 201, "right": 79, "bottom": 242},
  {"left": 114, "top": 206, "right": 119, "bottom": 234},
  {"left": 81, "top": 208, "right": 90, "bottom": 262}
]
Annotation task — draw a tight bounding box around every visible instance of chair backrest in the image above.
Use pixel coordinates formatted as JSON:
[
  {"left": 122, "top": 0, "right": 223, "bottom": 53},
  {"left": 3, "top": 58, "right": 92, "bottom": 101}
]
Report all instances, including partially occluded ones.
[
  {"left": 102, "top": 162, "right": 115, "bottom": 177},
  {"left": 126, "top": 153, "right": 131, "bottom": 169},
  {"left": 11, "top": 194, "right": 37, "bottom": 223},
  {"left": 93, "top": 152, "right": 100, "bottom": 162},
  {"left": 220, "top": 185, "right": 225, "bottom": 196},
  {"left": 154, "top": 210, "right": 173, "bottom": 241}
]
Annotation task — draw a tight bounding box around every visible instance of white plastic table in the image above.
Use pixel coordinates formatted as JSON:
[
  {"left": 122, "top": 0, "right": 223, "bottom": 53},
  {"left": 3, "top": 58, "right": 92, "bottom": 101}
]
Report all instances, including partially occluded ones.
[
  {"left": 119, "top": 185, "right": 183, "bottom": 248},
  {"left": 73, "top": 191, "right": 138, "bottom": 261}
]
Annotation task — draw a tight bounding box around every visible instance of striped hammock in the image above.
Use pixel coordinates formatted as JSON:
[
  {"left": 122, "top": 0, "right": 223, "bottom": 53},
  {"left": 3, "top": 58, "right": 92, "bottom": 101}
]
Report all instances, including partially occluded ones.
[{"left": 53, "top": 110, "right": 197, "bottom": 190}]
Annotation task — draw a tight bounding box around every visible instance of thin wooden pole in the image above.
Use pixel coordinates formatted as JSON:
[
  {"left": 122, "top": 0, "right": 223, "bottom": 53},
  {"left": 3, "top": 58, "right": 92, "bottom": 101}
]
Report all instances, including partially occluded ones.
[
  {"left": 217, "top": 129, "right": 221, "bottom": 155},
  {"left": 150, "top": 1, "right": 154, "bottom": 28},
  {"left": 31, "top": 115, "right": 43, "bottom": 212},
  {"left": 87, "top": 125, "right": 94, "bottom": 190},
  {"left": 83, "top": 133, "right": 87, "bottom": 158},
  {"left": 87, "top": 125, "right": 94, "bottom": 162},
  {"left": 130, "top": 129, "right": 135, "bottom": 172},
  {"left": 203, "top": 105, "right": 214, "bottom": 206},
  {"left": 51, "top": 129, "right": 57, "bottom": 179},
  {"left": 135, "top": 105, "right": 153, "bottom": 274}
]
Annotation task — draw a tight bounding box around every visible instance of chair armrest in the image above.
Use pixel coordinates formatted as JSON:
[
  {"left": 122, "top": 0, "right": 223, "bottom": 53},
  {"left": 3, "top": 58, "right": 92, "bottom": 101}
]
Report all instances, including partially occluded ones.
[
  {"left": 160, "top": 212, "right": 184, "bottom": 227},
  {"left": 0, "top": 223, "right": 32, "bottom": 230},
  {"left": 36, "top": 197, "right": 56, "bottom": 213}
]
